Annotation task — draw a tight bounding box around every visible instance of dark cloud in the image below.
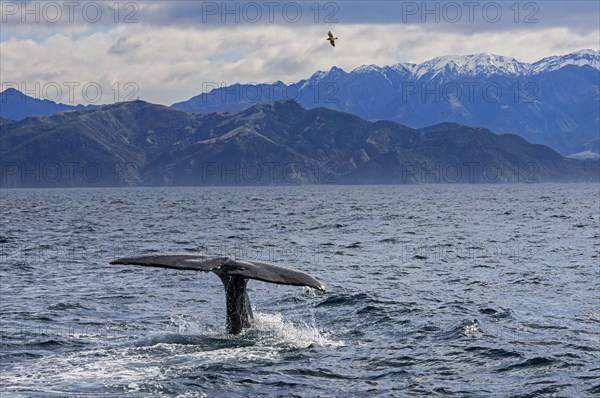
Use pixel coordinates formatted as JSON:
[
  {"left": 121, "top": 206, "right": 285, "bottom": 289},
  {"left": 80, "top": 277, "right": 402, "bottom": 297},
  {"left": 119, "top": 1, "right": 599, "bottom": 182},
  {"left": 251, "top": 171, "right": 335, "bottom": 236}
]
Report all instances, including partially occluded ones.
[
  {"left": 332, "top": 1, "right": 599, "bottom": 33},
  {"left": 2, "top": 1, "right": 597, "bottom": 33},
  {"left": 108, "top": 37, "right": 142, "bottom": 55},
  {"left": 137, "top": 1, "right": 600, "bottom": 34}
]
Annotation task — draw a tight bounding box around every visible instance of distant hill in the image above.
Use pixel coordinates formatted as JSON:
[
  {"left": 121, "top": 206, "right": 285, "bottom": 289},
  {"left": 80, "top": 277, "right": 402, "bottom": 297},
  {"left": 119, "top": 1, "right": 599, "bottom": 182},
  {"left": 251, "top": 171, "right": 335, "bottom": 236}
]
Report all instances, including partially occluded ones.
[
  {"left": 0, "top": 88, "right": 87, "bottom": 121},
  {"left": 0, "top": 117, "right": 15, "bottom": 126},
  {"left": 1, "top": 100, "right": 597, "bottom": 187},
  {"left": 173, "top": 49, "right": 600, "bottom": 157},
  {"left": 4, "top": 50, "right": 597, "bottom": 158}
]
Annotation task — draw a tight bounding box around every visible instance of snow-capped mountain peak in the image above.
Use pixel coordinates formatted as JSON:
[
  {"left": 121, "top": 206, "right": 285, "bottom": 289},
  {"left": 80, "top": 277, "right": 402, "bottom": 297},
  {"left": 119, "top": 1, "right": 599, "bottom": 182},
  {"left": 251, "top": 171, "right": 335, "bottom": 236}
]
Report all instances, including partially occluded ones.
[
  {"left": 349, "top": 50, "right": 599, "bottom": 80},
  {"left": 353, "top": 64, "right": 383, "bottom": 74},
  {"left": 529, "top": 49, "right": 600, "bottom": 74},
  {"left": 390, "top": 62, "right": 417, "bottom": 75},
  {"left": 308, "top": 70, "right": 328, "bottom": 81},
  {"left": 411, "top": 53, "right": 529, "bottom": 79},
  {"left": 302, "top": 50, "right": 598, "bottom": 93}
]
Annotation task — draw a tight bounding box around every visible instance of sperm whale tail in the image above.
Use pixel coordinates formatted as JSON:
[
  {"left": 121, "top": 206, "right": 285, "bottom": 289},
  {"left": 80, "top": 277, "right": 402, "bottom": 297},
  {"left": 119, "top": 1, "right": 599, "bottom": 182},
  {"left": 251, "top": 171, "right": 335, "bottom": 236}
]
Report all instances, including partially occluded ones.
[{"left": 109, "top": 255, "right": 325, "bottom": 334}]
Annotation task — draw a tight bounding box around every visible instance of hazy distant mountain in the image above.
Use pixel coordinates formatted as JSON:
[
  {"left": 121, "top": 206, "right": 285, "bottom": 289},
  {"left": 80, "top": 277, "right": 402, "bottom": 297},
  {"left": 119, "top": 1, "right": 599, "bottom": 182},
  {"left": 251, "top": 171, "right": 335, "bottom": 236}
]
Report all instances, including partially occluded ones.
[
  {"left": 0, "top": 88, "right": 86, "bottom": 121},
  {"left": 173, "top": 50, "right": 600, "bottom": 157},
  {"left": 0, "top": 117, "right": 15, "bottom": 126},
  {"left": 1, "top": 100, "right": 596, "bottom": 188}
]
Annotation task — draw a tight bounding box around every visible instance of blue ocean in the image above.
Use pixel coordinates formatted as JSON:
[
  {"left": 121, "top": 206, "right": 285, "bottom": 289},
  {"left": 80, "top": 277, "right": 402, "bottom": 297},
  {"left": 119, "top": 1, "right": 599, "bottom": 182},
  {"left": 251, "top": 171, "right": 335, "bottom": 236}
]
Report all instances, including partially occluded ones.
[{"left": 1, "top": 184, "right": 599, "bottom": 396}]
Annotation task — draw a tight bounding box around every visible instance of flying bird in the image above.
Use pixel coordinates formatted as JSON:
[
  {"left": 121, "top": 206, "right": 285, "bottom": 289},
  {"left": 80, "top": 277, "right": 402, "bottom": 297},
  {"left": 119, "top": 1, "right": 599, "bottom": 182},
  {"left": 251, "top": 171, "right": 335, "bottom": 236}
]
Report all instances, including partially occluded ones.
[{"left": 327, "top": 31, "right": 338, "bottom": 47}]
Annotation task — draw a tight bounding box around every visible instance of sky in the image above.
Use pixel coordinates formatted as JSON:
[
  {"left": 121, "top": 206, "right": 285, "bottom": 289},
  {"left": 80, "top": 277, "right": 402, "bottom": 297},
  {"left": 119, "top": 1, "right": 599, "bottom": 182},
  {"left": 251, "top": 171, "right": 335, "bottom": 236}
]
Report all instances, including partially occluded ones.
[{"left": 1, "top": 0, "right": 599, "bottom": 105}]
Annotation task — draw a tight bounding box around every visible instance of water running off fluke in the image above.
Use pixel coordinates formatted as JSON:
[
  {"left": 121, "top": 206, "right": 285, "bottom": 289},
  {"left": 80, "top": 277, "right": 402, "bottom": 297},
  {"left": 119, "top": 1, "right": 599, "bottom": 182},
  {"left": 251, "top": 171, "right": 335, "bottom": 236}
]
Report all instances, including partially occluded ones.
[{"left": 110, "top": 255, "right": 325, "bottom": 334}]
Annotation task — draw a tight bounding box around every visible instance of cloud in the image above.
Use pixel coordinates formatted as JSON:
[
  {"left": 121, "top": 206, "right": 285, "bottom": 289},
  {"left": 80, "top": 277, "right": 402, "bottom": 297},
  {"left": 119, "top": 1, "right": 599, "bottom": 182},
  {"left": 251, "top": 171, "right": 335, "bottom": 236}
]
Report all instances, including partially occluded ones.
[
  {"left": 2, "top": 1, "right": 598, "bottom": 32},
  {"left": 1, "top": 7, "right": 598, "bottom": 105},
  {"left": 108, "top": 37, "right": 142, "bottom": 55}
]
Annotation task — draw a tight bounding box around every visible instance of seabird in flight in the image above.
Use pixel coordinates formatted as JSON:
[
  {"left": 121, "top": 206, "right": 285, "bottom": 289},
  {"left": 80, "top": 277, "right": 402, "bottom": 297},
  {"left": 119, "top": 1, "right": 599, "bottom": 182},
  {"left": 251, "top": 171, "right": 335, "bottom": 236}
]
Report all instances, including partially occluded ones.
[{"left": 327, "top": 31, "right": 338, "bottom": 47}]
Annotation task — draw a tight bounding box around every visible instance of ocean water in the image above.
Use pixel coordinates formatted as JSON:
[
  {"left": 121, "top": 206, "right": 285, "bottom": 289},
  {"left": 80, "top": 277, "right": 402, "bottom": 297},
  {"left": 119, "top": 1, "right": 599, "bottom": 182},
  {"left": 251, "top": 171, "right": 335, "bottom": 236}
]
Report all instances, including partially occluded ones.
[{"left": 0, "top": 184, "right": 598, "bottom": 397}]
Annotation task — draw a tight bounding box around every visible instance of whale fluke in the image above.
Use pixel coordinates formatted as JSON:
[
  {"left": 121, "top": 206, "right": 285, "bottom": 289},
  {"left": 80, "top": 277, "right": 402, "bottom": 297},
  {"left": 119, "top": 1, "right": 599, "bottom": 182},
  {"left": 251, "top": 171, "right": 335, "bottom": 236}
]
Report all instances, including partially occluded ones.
[{"left": 110, "top": 255, "right": 325, "bottom": 334}]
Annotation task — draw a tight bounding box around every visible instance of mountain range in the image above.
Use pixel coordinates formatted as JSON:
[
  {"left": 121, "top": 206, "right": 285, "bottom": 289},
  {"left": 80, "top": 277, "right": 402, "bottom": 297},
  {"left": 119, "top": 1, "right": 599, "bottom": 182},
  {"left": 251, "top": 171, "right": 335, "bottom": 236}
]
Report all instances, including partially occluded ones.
[
  {"left": 4, "top": 50, "right": 596, "bottom": 158},
  {"left": 1, "top": 100, "right": 597, "bottom": 188},
  {"left": 172, "top": 49, "right": 600, "bottom": 158},
  {"left": 0, "top": 88, "right": 91, "bottom": 121}
]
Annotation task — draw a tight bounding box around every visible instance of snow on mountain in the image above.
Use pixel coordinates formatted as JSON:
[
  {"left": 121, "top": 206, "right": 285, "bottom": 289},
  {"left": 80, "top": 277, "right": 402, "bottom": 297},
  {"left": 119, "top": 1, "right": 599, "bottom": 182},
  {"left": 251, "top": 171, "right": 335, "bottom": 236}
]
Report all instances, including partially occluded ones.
[
  {"left": 410, "top": 53, "right": 529, "bottom": 79},
  {"left": 390, "top": 62, "right": 417, "bottom": 75},
  {"left": 567, "top": 150, "right": 600, "bottom": 160},
  {"left": 284, "top": 49, "right": 600, "bottom": 157},
  {"left": 336, "top": 49, "right": 599, "bottom": 80},
  {"left": 353, "top": 64, "right": 384, "bottom": 74},
  {"left": 300, "top": 50, "right": 599, "bottom": 89},
  {"left": 529, "top": 49, "right": 600, "bottom": 74}
]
